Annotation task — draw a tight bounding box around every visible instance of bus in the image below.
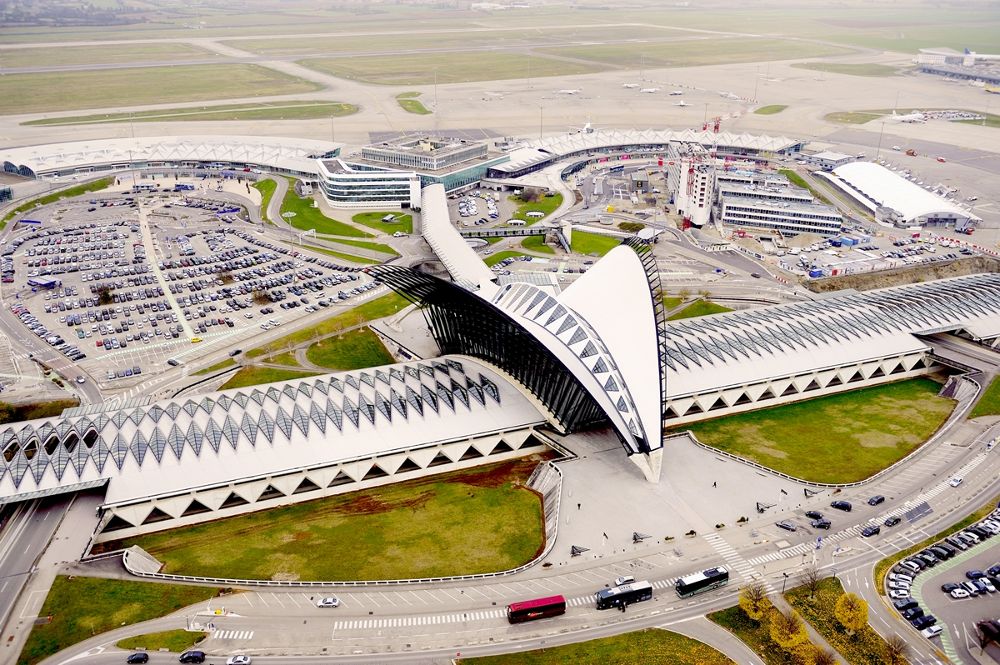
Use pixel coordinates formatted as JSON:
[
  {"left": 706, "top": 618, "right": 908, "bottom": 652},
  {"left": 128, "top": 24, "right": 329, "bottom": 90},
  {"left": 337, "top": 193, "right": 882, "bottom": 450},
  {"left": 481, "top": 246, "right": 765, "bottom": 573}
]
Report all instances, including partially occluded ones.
[
  {"left": 506, "top": 595, "right": 566, "bottom": 624},
  {"left": 594, "top": 581, "right": 653, "bottom": 610},
  {"left": 675, "top": 566, "right": 729, "bottom": 598}
]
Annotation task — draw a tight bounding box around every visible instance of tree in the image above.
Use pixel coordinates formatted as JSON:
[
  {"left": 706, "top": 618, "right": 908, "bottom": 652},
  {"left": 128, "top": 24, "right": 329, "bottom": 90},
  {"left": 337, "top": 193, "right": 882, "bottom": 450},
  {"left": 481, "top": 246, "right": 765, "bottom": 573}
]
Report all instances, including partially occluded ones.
[
  {"left": 769, "top": 608, "right": 810, "bottom": 653},
  {"left": 834, "top": 592, "right": 868, "bottom": 636},
  {"left": 252, "top": 288, "right": 270, "bottom": 306},
  {"left": 813, "top": 648, "right": 839, "bottom": 665},
  {"left": 884, "top": 634, "right": 909, "bottom": 665},
  {"left": 802, "top": 565, "right": 822, "bottom": 599},
  {"left": 218, "top": 269, "right": 234, "bottom": 285},
  {"left": 97, "top": 285, "right": 114, "bottom": 306},
  {"left": 739, "top": 580, "right": 769, "bottom": 621},
  {"left": 519, "top": 187, "right": 543, "bottom": 203}
]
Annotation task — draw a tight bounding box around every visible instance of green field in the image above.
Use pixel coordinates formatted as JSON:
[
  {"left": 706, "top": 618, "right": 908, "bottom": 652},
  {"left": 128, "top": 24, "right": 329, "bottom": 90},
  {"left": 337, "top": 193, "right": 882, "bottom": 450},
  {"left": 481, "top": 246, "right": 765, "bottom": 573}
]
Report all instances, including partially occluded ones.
[
  {"left": 305, "top": 327, "right": 394, "bottom": 371},
  {"left": 510, "top": 192, "right": 564, "bottom": 224},
  {"left": 571, "top": 231, "right": 622, "bottom": 257},
  {"left": 667, "top": 300, "right": 733, "bottom": 320},
  {"left": 268, "top": 351, "right": 302, "bottom": 367},
  {"left": 300, "top": 51, "right": 606, "bottom": 85},
  {"left": 485, "top": 251, "right": 528, "bottom": 267},
  {"left": 23, "top": 101, "right": 358, "bottom": 127},
  {"left": 279, "top": 184, "right": 372, "bottom": 238},
  {"left": 351, "top": 211, "right": 414, "bottom": 235},
  {"left": 521, "top": 234, "right": 554, "bottom": 254},
  {"left": 219, "top": 366, "right": 320, "bottom": 390},
  {"left": 2, "top": 177, "right": 113, "bottom": 227},
  {"left": 778, "top": 169, "right": 831, "bottom": 204},
  {"left": 193, "top": 358, "right": 237, "bottom": 375},
  {"left": 685, "top": 378, "right": 954, "bottom": 483},
  {"left": 102, "top": 459, "right": 545, "bottom": 581},
  {"left": 396, "top": 92, "right": 431, "bottom": 115},
  {"left": 18, "top": 577, "right": 218, "bottom": 665},
  {"left": 754, "top": 105, "right": 788, "bottom": 115},
  {"left": 786, "top": 578, "right": 896, "bottom": 665},
  {"left": 791, "top": 62, "right": 900, "bottom": 77},
  {"left": 662, "top": 295, "right": 685, "bottom": 310},
  {"left": 253, "top": 178, "right": 277, "bottom": 223},
  {"left": 0, "top": 399, "right": 80, "bottom": 425},
  {"left": 324, "top": 237, "right": 399, "bottom": 257},
  {"left": 539, "top": 38, "right": 847, "bottom": 68},
  {"left": 0, "top": 64, "right": 321, "bottom": 116},
  {"left": 874, "top": 492, "right": 1000, "bottom": 592},
  {"left": 116, "top": 630, "right": 206, "bottom": 653},
  {"left": 708, "top": 600, "right": 796, "bottom": 665},
  {"left": 246, "top": 292, "right": 409, "bottom": 358},
  {"left": 1, "top": 43, "right": 211, "bottom": 69},
  {"left": 970, "top": 376, "right": 1000, "bottom": 418},
  {"left": 957, "top": 111, "right": 1000, "bottom": 129},
  {"left": 463, "top": 628, "right": 733, "bottom": 665}
]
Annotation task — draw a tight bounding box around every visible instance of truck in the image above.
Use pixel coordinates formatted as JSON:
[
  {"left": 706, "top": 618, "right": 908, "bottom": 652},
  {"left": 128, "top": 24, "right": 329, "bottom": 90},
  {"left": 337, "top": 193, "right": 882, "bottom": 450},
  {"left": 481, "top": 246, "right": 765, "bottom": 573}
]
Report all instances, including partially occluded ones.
[{"left": 905, "top": 149, "right": 917, "bottom": 157}]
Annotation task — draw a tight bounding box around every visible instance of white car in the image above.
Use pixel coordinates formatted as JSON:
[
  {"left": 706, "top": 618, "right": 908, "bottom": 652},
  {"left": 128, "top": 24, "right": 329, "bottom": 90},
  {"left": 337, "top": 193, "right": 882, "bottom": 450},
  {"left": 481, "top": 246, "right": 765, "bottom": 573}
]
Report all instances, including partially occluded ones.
[
  {"left": 921, "top": 625, "right": 943, "bottom": 639},
  {"left": 614, "top": 575, "right": 635, "bottom": 587},
  {"left": 950, "top": 588, "right": 970, "bottom": 599},
  {"left": 226, "top": 657, "right": 252, "bottom": 665},
  {"left": 950, "top": 477, "right": 963, "bottom": 487},
  {"left": 888, "top": 581, "right": 910, "bottom": 591},
  {"left": 888, "top": 589, "right": 910, "bottom": 599},
  {"left": 316, "top": 596, "right": 340, "bottom": 608}
]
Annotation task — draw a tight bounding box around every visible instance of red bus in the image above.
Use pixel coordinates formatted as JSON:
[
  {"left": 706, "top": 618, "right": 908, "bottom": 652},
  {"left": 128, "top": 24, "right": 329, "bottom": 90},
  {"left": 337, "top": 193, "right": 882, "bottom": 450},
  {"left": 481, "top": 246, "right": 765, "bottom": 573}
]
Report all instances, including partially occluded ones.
[{"left": 506, "top": 595, "right": 566, "bottom": 624}]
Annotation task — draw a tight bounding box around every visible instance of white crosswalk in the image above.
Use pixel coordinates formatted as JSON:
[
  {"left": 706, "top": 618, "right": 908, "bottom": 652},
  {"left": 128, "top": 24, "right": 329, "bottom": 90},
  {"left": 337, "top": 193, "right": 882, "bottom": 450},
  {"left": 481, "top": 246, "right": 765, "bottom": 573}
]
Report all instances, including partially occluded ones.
[
  {"left": 703, "top": 532, "right": 770, "bottom": 591},
  {"left": 211, "top": 629, "right": 254, "bottom": 640}
]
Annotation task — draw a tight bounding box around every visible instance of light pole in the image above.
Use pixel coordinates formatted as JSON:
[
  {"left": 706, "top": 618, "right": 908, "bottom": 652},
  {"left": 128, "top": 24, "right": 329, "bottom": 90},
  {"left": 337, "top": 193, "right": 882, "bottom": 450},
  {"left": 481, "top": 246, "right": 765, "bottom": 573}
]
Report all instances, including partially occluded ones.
[
  {"left": 781, "top": 572, "right": 790, "bottom": 594},
  {"left": 875, "top": 121, "right": 886, "bottom": 161},
  {"left": 539, "top": 106, "right": 544, "bottom": 140}
]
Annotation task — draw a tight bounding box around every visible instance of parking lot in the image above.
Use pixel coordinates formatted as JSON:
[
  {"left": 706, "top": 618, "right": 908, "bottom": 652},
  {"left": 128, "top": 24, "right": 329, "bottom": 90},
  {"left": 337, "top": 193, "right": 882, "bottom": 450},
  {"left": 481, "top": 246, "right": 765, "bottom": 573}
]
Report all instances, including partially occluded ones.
[{"left": 1, "top": 188, "right": 377, "bottom": 392}]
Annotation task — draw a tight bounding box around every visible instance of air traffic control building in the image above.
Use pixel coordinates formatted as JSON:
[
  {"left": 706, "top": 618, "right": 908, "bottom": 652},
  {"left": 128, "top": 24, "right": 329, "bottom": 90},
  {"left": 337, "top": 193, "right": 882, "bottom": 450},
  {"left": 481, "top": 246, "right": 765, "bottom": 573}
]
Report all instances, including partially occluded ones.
[{"left": 1, "top": 184, "right": 1000, "bottom": 541}]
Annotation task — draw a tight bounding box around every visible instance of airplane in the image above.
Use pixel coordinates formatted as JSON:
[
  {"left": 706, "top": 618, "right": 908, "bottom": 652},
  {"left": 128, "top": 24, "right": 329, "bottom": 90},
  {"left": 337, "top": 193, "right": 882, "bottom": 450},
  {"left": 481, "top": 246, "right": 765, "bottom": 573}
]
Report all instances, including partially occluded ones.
[
  {"left": 557, "top": 89, "right": 582, "bottom": 95},
  {"left": 674, "top": 100, "right": 689, "bottom": 107},
  {"left": 889, "top": 109, "right": 926, "bottom": 123},
  {"left": 639, "top": 87, "right": 660, "bottom": 94},
  {"left": 571, "top": 121, "right": 596, "bottom": 134},
  {"left": 622, "top": 83, "right": 639, "bottom": 89},
  {"left": 668, "top": 90, "right": 684, "bottom": 96}
]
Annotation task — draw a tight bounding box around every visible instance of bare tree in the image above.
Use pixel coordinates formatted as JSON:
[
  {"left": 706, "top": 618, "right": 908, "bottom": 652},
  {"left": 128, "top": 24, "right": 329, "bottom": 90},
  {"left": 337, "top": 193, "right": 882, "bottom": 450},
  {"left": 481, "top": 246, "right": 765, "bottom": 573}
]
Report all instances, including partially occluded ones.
[
  {"left": 738, "top": 580, "right": 769, "bottom": 621},
  {"left": 252, "top": 288, "right": 270, "bottom": 306},
  {"left": 884, "top": 635, "right": 909, "bottom": 665},
  {"left": 802, "top": 564, "right": 823, "bottom": 599},
  {"left": 813, "top": 648, "right": 839, "bottom": 665}
]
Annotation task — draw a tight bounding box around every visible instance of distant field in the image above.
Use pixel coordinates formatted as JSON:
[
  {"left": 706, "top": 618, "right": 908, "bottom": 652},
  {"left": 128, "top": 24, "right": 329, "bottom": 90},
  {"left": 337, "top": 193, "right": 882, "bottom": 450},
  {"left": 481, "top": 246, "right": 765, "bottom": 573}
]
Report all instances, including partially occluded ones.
[
  {"left": 0, "top": 42, "right": 210, "bottom": 69},
  {"left": 825, "top": 111, "right": 886, "bottom": 124},
  {"left": 396, "top": 92, "right": 431, "bottom": 115},
  {"left": 825, "top": 108, "right": 1000, "bottom": 128},
  {"left": 23, "top": 101, "right": 358, "bottom": 126},
  {"left": 539, "top": 38, "right": 847, "bottom": 69},
  {"left": 300, "top": 52, "right": 607, "bottom": 85},
  {"left": 279, "top": 184, "right": 372, "bottom": 238},
  {"left": 0, "top": 64, "right": 321, "bottom": 115},
  {"left": 754, "top": 105, "right": 787, "bottom": 115},
  {"left": 351, "top": 211, "right": 414, "bottom": 235},
  {"left": 791, "top": 62, "right": 900, "bottom": 77}
]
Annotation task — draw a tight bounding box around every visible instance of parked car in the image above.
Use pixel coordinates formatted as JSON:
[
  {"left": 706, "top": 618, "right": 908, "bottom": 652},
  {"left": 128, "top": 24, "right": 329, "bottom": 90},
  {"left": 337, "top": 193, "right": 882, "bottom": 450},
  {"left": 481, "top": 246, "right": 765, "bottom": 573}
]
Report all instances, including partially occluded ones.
[
  {"left": 950, "top": 588, "right": 971, "bottom": 599},
  {"left": 941, "top": 583, "right": 961, "bottom": 593},
  {"left": 884, "top": 516, "right": 902, "bottom": 527},
  {"left": 775, "top": 521, "right": 797, "bottom": 532},
  {"left": 805, "top": 510, "right": 823, "bottom": 520},
  {"left": 316, "top": 596, "right": 340, "bottom": 608},
  {"left": 615, "top": 575, "right": 635, "bottom": 587},
  {"left": 179, "top": 652, "right": 206, "bottom": 664},
  {"left": 126, "top": 654, "right": 149, "bottom": 664},
  {"left": 921, "top": 625, "right": 943, "bottom": 639},
  {"left": 868, "top": 495, "right": 885, "bottom": 506},
  {"left": 861, "top": 525, "right": 881, "bottom": 538},
  {"left": 950, "top": 476, "right": 963, "bottom": 487},
  {"left": 811, "top": 518, "right": 831, "bottom": 530},
  {"left": 830, "top": 500, "right": 852, "bottom": 512}
]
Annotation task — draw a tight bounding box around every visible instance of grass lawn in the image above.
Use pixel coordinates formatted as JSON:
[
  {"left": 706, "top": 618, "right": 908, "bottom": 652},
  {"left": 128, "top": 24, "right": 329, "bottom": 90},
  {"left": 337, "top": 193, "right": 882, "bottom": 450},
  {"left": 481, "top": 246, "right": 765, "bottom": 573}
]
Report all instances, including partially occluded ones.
[
  {"left": 662, "top": 295, "right": 684, "bottom": 309},
  {"left": 571, "top": 231, "right": 622, "bottom": 257},
  {"left": 970, "top": 376, "right": 1000, "bottom": 418},
  {"left": 667, "top": 300, "right": 733, "bottom": 320},
  {"left": 708, "top": 600, "right": 796, "bottom": 665},
  {"left": 279, "top": 183, "right": 372, "bottom": 238},
  {"left": 874, "top": 492, "right": 999, "bottom": 592},
  {"left": 791, "top": 62, "right": 900, "bottom": 77},
  {"left": 509, "top": 193, "right": 563, "bottom": 224},
  {"left": 252, "top": 179, "right": 277, "bottom": 223},
  {"left": 219, "top": 366, "right": 320, "bottom": 390},
  {"left": 462, "top": 628, "right": 734, "bottom": 664},
  {"left": 1, "top": 43, "right": 211, "bottom": 69},
  {"left": 305, "top": 327, "right": 394, "bottom": 371},
  {"left": 825, "top": 111, "right": 886, "bottom": 124},
  {"left": 685, "top": 378, "right": 955, "bottom": 484},
  {"left": 115, "top": 630, "right": 206, "bottom": 653},
  {"left": 778, "top": 169, "right": 831, "bottom": 204},
  {"left": 22, "top": 101, "right": 357, "bottom": 127},
  {"left": 101, "top": 459, "right": 546, "bottom": 581},
  {"left": 754, "top": 105, "right": 788, "bottom": 115},
  {"left": 279, "top": 241, "right": 377, "bottom": 265},
  {"left": 193, "top": 358, "right": 236, "bottom": 375},
  {"left": 301, "top": 51, "right": 606, "bottom": 85},
  {"left": 786, "top": 577, "right": 895, "bottom": 665},
  {"left": 246, "top": 292, "right": 409, "bottom": 358},
  {"left": 0, "top": 400, "right": 79, "bottom": 425},
  {"left": 2, "top": 177, "right": 113, "bottom": 227},
  {"left": 521, "top": 235, "right": 554, "bottom": 254},
  {"left": 396, "top": 92, "right": 432, "bottom": 115},
  {"left": 539, "top": 37, "right": 846, "bottom": 68},
  {"left": 351, "top": 211, "right": 414, "bottom": 235},
  {"left": 485, "top": 251, "right": 528, "bottom": 267},
  {"left": 324, "top": 237, "right": 399, "bottom": 257},
  {"left": 17, "top": 576, "right": 218, "bottom": 665},
  {"left": 268, "top": 351, "right": 303, "bottom": 367},
  {"left": 0, "top": 64, "right": 321, "bottom": 115}
]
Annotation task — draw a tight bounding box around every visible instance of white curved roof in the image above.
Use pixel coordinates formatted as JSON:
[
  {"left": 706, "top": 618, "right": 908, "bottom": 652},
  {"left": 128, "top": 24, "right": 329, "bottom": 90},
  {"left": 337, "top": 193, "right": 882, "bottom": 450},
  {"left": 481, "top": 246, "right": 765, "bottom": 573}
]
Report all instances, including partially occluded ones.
[
  {"left": 0, "top": 358, "right": 545, "bottom": 505},
  {"left": 529, "top": 129, "right": 801, "bottom": 159},
  {"left": 420, "top": 183, "right": 498, "bottom": 293},
  {"left": 830, "top": 162, "right": 979, "bottom": 223},
  {"left": 1, "top": 136, "right": 341, "bottom": 177}
]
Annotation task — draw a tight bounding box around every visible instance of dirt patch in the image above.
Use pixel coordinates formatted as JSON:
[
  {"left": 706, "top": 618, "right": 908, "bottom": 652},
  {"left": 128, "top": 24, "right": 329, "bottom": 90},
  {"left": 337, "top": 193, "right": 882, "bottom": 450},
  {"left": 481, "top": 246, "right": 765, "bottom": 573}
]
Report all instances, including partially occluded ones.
[{"left": 804, "top": 256, "right": 1000, "bottom": 293}]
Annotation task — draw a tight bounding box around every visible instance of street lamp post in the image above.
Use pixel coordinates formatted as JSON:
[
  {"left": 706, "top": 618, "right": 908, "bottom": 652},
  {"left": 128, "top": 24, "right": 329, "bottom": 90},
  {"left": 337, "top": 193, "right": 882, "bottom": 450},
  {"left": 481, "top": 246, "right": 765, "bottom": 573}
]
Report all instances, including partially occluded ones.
[{"left": 781, "top": 572, "right": 790, "bottom": 594}]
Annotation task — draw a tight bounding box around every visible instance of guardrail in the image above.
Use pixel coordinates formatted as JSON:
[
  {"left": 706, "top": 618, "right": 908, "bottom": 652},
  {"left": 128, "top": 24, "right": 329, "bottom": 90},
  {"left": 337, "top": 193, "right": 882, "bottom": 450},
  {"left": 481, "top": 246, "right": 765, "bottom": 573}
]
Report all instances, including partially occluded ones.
[
  {"left": 120, "top": 460, "right": 565, "bottom": 588},
  {"left": 679, "top": 373, "right": 982, "bottom": 489}
]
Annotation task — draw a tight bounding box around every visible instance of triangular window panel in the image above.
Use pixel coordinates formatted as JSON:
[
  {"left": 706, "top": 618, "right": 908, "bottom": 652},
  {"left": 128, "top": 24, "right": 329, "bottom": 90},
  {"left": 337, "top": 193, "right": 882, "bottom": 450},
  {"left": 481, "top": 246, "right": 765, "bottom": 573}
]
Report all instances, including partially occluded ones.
[
  {"left": 309, "top": 402, "right": 327, "bottom": 434},
  {"left": 397, "top": 457, "right": 421, "bottom": 473},
  {"left": 329, "top": 471, "right": 354, "bottom": 487},
  {"left": 592, "top": 358, "right": 609, "bottom": 374},
  {"left": 556, "top": 316, "right": 577, "bottom": 337},
  {"left": 357, "top": 394, "right": 376, "bottom": 424},
  {"left": 491, "top": 440, "right": 514, "bottom": 454},
  {"left": 568, "top": 328, "right": 588, "bottom": 346},
  {"left": 405, "top": 386, "right": 424, "bottom": 416},
  {"left": 142, "top": 507, "right": 172, "bottom": 525},
  {"left": 375, "top": 370, "right": 390, "bottom": 385},
  {"left": 734, "top": 392, "right": 753, "bottom": 406},
  {"left": 293, "top": 477, "right": 321, "bottom": 494},
  {"left": 258, "top": 410, "right": 276, "bottom": 442},
  {"left": 447, "top": 359, "right": 464, "bottom": 373},
  {"left": 826, "top": 375, "right": 843, "bottom": 387},
  {"left": 804, "top": 379, "right": 821, "bottom": 392},
  {"left": 249, "top": 390, "right": 266, "bottom": 406},
  {"left": 326, "top": 400, "right": 344, "bottom": 431},
  {"left": 427, "top": 451, "right": 452, "bottom": 467},
  {"left": 663, "top": 406, "right": 679, "bottom": 420},
  {"left": 330, "top": 377, "right": 344, "bottom": 392},
  {"left": 220, "top": 492, "right": 249, "bottom": 509},
  {"left": 186, "top": 422, "right": 204, "bottom": 456},
  {"left": 545, "top": 304, "right": 567, "bottom": 327},
  {"left": 181, "top": 499, "right": 212, "bottom": 517},
  {"left": 360, "top": 373, "right": 375, "bottom": 388},
  {"left": 781, "top": 384, "right": 798, "bottom": 397},
  {"left": 870, "top": 366, "right": 886, "bottom": 378},
  {"left": 848, "top": 370, "right": 864, "bottom": 383},
  {"left": 758, "top": 388, "right": 776, "bottom": 400},
  {"left": 421, "top": 384, "right": 439, "bottom": 413},
  {"left": 580, "top": 341, "right": 598, "bottom": 359},
  {"left": 390, "top": 367, "right": 405, "bottom": 383},
  {"left": 342, "top": 397, "right": 360, "bottom": 428},
  {"left": 459, "top": 446, "right": 485, "bottom": 461},
  {"left": 362, "top": 464, "right": 389, "bottom": 481},
  {"left": 683, "top": 402, "right": 704, "bottom": 416},
  {"left": 889, "top": 362, "right": 906, "bottom": 375},
  {"left": 604, "top": 376, "right": 619, "bottom": 392},
  {"left": 346, "top": 374, "right": 359, "bottom": 390},
  {"left": 374, "top": 392, "right": 392, "bottom": 421},
  {"left": 101, "top": 515, "right": 135, "bottom": 533},
  {"left": 258, "top": 484, "right": 285, "bottom": 501}
]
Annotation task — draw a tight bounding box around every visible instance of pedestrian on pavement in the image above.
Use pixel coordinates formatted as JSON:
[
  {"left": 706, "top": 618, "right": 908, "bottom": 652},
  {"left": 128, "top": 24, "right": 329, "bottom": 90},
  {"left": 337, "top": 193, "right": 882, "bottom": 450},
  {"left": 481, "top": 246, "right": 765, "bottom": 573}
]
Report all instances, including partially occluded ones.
[
  {"left": 577, "top": 502, "right": 581, "bottom": 510},
  {"left": 713, "top": 481, "right": 717, "bottom": 487}
]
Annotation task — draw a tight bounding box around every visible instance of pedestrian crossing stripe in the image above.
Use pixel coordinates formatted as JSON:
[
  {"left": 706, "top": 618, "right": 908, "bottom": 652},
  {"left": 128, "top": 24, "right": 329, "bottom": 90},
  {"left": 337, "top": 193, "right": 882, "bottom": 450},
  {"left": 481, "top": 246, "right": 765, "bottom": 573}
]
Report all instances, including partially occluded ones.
[{"left": 211, "top": 630, "right": 254, "bottom": 640}]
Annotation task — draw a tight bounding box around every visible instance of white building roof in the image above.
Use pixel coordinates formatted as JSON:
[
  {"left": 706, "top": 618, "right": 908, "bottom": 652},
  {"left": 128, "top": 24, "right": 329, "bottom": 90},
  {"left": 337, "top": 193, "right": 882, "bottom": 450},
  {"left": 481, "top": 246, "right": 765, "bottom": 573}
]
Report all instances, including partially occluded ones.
[
  {"left": 528, "top": 129, "right": 802, "bottom": 159},
  {"left": 2, "top": 136, "right": 341, "bottom": 177},
  {"left": 809, "top": 151, "right": 853, "bottom": 161},
  {"left": 830, "top": 162, "right": 980, "bottom": 224},
  {"left": 0, "top": 357, "right": 545, "bottom": 505},
  {"left": 420, "top": 183, "right": 498, "bottom": 293}
]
